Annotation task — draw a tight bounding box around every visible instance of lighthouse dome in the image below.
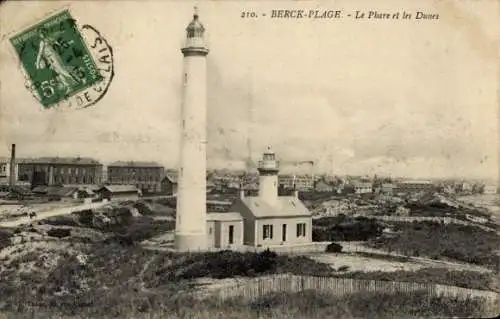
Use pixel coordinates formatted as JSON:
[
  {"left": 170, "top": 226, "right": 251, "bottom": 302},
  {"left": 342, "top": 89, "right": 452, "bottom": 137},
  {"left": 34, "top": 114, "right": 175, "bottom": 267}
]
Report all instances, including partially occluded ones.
[{"left": 186, "top": 11, "right": 205, "bottom": 38}]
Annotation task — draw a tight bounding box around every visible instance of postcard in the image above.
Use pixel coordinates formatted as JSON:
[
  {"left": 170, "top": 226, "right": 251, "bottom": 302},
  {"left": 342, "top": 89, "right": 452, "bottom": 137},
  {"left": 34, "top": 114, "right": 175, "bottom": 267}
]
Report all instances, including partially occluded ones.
[{"left": 0, "top": 1, "right": 498, "bottom": 318}]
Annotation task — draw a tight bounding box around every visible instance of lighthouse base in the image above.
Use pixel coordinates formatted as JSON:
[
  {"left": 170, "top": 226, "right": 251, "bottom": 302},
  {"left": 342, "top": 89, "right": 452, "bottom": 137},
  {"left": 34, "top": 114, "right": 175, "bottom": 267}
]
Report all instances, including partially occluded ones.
[{"left": 175, "top": 233, "right": 208, "bottom": 252}]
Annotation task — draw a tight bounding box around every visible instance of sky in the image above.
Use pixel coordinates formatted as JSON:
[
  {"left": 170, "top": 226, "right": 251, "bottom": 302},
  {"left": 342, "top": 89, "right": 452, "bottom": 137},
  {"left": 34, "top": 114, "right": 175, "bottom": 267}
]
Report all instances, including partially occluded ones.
[{"left": 0, "top": 0, "right": 498, "bottom": 181}]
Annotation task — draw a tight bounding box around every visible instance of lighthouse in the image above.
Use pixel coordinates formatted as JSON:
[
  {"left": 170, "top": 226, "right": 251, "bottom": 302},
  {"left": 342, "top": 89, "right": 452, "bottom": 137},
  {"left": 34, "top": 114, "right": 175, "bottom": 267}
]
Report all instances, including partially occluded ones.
[
  {"left": 257, "top": 147, "right": 280, "bottom": 206},
  {"left": 175, "top": 8, "right": 209, "bottom": 251}
]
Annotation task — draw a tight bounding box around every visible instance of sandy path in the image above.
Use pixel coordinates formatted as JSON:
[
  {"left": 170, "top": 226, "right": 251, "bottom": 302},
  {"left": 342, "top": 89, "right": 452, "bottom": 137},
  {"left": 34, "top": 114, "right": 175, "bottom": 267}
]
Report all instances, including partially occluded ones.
[{"left": 0, "top": 202, "right": 108, "bottom": 228}]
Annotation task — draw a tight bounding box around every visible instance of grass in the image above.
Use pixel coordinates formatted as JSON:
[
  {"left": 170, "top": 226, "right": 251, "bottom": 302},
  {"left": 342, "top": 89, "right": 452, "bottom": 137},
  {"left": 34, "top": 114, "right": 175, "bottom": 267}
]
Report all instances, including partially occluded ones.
[
  {"left": 0, "top": 289, "right": 490, "bottom": 318},
  {"left": 369, "top": 221, "right": 500, "bottom": 269},
  {"left": 0, "top": 240, "right": 496, "bottom": 318}
]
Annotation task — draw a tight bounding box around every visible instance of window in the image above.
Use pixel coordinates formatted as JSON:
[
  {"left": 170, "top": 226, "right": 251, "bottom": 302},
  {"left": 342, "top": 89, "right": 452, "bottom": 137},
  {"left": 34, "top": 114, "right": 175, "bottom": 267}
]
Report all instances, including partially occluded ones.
[
  {"left": 263, "top": 224, "right": 273, "bottom": 240},
  {"left": 296, "top": 223, "right": 306, "bottom": 237},
  {"left": 228, "top": 225, "right": 234, "bottom": 244},
  {"left": 209, "top": 227, "right": 212, "bottom": 235}
]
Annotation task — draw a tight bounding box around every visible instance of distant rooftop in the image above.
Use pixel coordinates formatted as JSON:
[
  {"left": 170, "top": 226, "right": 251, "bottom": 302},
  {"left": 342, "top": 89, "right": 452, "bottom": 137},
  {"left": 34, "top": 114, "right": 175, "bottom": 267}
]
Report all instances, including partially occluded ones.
[
  {"left": 18, "top": 157, "right": 102, "bottom": 165},
  {"left": 98, "top": 185, "right": 139, "bottom": 193},
  {"left": 399, "top": 180, "right": 433, "bottom": 184},
  {"left": 108, "top": 161, "right": 163, "bottom": 168}
]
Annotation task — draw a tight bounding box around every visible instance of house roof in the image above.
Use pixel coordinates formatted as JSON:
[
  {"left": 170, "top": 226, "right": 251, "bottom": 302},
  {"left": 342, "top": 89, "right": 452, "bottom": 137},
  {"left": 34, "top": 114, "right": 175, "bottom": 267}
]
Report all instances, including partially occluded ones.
[
  {"left": 315, "top": 180, "right": 332, "bottom": 188},
  {"left": 32, "top": 185, "right": 49, "bottom": 193},
  {"left": 239, "top": 196, "right": 311, "bottom": 218},
  {"left": 242, "top": 183, "right": 259, "bottom": 190},
  {"left": 399, "top": 180, "right": 433, "bottom": 185},
  {"left": 206, "top": 180, "right": 216, "bottom": 188},
  {"left": 353, "top": 182, "right": 373, "bottom": 188},
  {"left": 108, "top": 161, "right": 163, "bottom": 168},
  {"left": 206, "top": 212, "right": 243, "bottom": 221},
  {"left": 381, "top": 183, "right": 396, "bottom": 188},
  {"left": 79, "top": 188, "right": 95, "bottom": 195},
  {"left": 18, "top": 157, "right": 102, "bottom": 165},
  {"left": 9, "top": 186, "right": 32, "bottom": 195},
  {"left": 47, "top": 186, "right": 78, "bottom": 197},
  {"left": 98, "top": 185, "right": 139, "bottom": 193},
  {"left": 162, "top": 174, "right": 178, "bottom": 184},
  {"left": 63, "top": 184, "right": 100, "bottom": 191}
]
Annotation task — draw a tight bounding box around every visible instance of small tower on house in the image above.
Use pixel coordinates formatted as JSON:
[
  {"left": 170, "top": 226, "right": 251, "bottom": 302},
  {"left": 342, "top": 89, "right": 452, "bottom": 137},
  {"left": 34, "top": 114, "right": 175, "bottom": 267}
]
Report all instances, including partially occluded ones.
[
  {"left": 175, "top": 7, "right": 209, "bottom": 252},
  {"left": 257, "top": 147, "right": 280, "bottom": 206}
]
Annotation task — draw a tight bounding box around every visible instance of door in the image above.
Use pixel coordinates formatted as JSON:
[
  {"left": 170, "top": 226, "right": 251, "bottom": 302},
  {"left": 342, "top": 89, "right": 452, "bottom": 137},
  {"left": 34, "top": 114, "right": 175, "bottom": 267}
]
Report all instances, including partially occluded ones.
[
  {"left": 228, "top": 225, "right": 234, "bottom": 245},
  {"left": 282, "top": 224, "right": 287, "bottom": 242}
]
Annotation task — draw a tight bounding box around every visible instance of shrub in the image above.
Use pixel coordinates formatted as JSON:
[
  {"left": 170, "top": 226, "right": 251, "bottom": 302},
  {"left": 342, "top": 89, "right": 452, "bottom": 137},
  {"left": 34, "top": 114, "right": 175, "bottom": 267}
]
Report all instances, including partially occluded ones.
[
  {"left": 337, "top": 265, "right": 350, "bottom": 272},
  {"left": 41, "top": 216, "right": 79, "bottom": 227},
  {"left": 134, "top": 202, "right": 154, "bottom": 216},
  {"left": 73, "top": 209, "right": 94, "bottom": 227},
  {"left": 313, "top": 217, "right": 383, "bottom": 242},
  {"left": 150, "top": 249, "right": 333, "bottom": 285},
  {"left": 0, "top": 228, "right": 13, "bottom": 250},
  {"left": 325, "top": 242, "right": 343, "bottom": 253},
  {"left": 47, "top": 228, "right": 71, "bottom": 238}
]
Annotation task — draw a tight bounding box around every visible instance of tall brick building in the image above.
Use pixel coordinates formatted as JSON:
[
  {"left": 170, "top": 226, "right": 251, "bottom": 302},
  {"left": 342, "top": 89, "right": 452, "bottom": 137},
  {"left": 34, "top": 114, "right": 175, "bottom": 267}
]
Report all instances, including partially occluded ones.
[
  {"left": 17, "top": 157, "right": 103, "bottom": 186},
  {"left": 107, "top": 161, "right": 165, "bottom": 193}
]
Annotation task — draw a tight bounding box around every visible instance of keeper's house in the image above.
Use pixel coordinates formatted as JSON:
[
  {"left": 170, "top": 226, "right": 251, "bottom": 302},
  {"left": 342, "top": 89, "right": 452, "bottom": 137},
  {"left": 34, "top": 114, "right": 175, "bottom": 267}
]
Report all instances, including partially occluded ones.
[{"left": 229, "top": 148, "right": 312, "bottom": 247}]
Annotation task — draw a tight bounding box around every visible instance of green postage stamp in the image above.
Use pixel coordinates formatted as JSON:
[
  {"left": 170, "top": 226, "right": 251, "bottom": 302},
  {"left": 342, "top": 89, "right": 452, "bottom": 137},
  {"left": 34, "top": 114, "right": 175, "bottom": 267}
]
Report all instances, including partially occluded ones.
[{"left": 10, "top": 9, "right": 111, "bottom": 109}]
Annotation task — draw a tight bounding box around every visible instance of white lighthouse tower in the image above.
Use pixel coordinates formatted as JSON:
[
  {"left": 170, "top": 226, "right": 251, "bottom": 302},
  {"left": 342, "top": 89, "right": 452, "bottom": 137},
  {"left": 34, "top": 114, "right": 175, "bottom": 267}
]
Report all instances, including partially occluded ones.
[
  {"left": 257, "top": 147, "right": 280, "bottom": 206},
  {"left": 175, "top": 8, "right": 209, "bottom": 251}
]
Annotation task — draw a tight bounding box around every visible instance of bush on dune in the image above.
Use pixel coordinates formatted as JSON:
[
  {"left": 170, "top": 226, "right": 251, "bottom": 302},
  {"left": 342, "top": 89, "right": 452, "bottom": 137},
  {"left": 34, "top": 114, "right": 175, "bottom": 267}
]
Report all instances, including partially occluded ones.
[
  {"left": 0, "top": 228, "right": 13, "bottom": 250},
  {"left": 151, "top": 249, "right": 333, "bottom": 285}
]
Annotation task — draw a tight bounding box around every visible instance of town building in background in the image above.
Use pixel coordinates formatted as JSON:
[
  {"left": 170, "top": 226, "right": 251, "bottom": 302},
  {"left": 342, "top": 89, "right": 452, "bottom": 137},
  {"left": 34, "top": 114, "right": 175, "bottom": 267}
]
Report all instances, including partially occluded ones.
[
  {"left": 107, "top": 161, "right": 165, "bottom": 193},
  {"left": 483, "top": 185, "right": 498, "bottom": 194},
  {"left": 314, "top": 179, "right": 334, "bottom": 193},
  {"left": 17, "top": 157, "right": 103, "bottom": 187},
  {"left": 353, "top": 182, "right": 373, "bottom": 194},
  {"left": 0, "top": 157, "right": 11, "bottom": 185},
  {"left": 279, "top": 174, "right": 314, "bottom": 191},
  {"left": 380, "top": 183, "right": 397, "bottom": 195},
  {"left": 396, "top": 180, "right": 435, "bottom": 193},
  {"left": 161, "top": 171, "right": 178, "bottom": 195}
]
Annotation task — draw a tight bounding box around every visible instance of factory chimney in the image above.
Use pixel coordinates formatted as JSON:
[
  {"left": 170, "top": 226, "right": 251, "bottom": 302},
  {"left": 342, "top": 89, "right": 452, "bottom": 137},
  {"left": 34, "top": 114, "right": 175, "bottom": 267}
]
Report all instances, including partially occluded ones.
[{"left": 9, "top": 144, "right": 16, "bottom": 187}]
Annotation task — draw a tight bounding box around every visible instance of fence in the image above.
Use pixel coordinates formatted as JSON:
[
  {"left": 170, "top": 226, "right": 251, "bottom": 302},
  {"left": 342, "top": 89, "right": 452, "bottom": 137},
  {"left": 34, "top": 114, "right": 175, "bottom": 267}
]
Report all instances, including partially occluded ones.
[{"left": 211, "top": 274, "right": 499, "bottom": 313}]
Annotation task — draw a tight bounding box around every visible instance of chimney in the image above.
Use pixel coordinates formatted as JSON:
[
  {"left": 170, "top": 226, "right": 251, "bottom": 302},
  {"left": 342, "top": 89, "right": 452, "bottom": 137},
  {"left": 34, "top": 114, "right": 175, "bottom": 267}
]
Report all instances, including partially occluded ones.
[
  {"left": 240, "top": 183, "right": 245, "bottom": 199},
  {"left": 9, "top": 144, "right": 16, "bottom": 187},
  {"left": 293, "top": 183, "right": 299, "bottom": 199},
  {"left": 48, "top": 166, "right": 54, "bottom": 186}
]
